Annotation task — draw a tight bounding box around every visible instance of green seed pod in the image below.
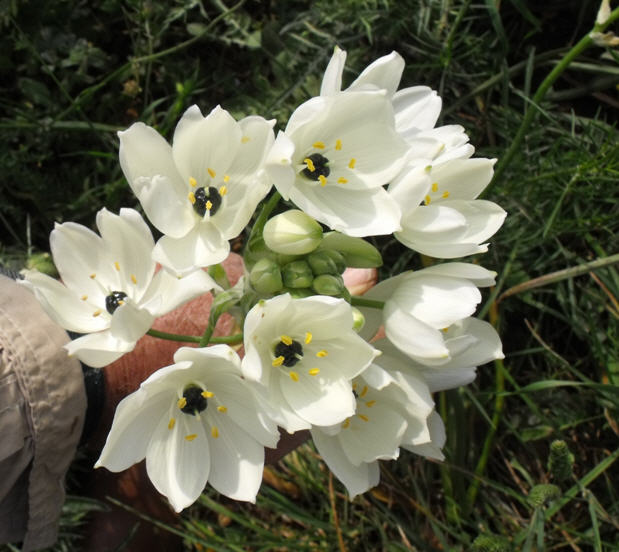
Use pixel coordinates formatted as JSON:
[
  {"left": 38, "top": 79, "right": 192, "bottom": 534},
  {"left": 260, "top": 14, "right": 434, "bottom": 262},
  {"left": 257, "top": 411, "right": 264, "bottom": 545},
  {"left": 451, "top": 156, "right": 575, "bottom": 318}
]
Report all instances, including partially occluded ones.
[
  {"left": 308, "top": 249, "right": 346, "bottom": 275},
  {"left": 281, "top": 260, "right": 314, "bottom": 288},
  {"left": 318, "top": 231, "right": 383, "bottom": 268},
  {"left": 527, "top": 484, "right": 561, "bottom": 508},
  {"left": 312, "top": 273, "right": 346, "bottom": 296},
  {"left": 249, "top": 258, "right": 283, "bottom": 295},
  {"left": 548, "top": 440, "right": 574, "bottom": 483}
]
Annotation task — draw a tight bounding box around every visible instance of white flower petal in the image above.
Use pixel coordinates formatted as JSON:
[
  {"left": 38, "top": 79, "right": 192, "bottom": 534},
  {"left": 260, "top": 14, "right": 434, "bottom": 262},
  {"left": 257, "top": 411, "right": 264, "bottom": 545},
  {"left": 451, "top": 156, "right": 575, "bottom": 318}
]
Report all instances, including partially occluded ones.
[
  {"left": 349, "top": 51, "right": 404, "bottom": 97},
  {"left": 64, "top": 330, "right": 134, "bottom": 368},
  {"left": 205, "top": 411, "right": 265, "bottom": 502},
  {"left": 320, "top": 46, "right": 347, "bottom": 96},
  {"left": 96, "top": 389, "right": 172, "bottom": 472},
  {"left": 419, "top": 262, "right": 497, "bottom": 287},
  {"left": 146, "top": 411, "right": 210, "bottom": 512},
  {"left": 404, "top": 411, "right": 446, "bottom": 460},
  {"left": 109, "top": 301, "right": 154, "bottom": 342},
  {"left": 152, "top": 225, "right": 229, "bottom": 275},
  {"left": 393, "top": 86, "right": 442, "bottom": 134},
  {"left": 311, "top": 429, "right": 380, "bottom": 498},
  {"left": 430, "top": 157, "right": 496, "bottom": 200},
  {"left": 266, "top": 131, "right": 297, "bottom": 200}
]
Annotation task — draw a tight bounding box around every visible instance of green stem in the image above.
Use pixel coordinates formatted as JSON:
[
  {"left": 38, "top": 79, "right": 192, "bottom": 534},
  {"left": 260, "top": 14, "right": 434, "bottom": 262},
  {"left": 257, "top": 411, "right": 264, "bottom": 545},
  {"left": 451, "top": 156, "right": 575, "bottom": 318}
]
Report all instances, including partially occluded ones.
[
  {"left": 146, "top": 329, "right": 243, "bottom": 345},
  {"left": 248, "top": 191, "right": 282, "bottom": 243},
  {"left": 350, "top": 296, "right": 385, "bottom": 309},
  {"left": 489, "top": 5, "right": 619, "bottom": 193}
]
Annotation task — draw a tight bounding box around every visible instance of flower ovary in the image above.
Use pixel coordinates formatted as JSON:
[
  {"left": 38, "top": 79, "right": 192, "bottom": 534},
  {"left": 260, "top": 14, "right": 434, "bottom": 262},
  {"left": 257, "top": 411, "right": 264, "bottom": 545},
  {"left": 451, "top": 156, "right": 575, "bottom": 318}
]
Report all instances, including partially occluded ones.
[
  {"left": 193, "top": 186, "right": 222, "bottom": 217},
  {"left": 180, "top": 386, "right": 208, "bottom": 414},
  {"left": 302, "top": 153, "right": 330, "bottom": 181},
  {"left": 274, "top": 339, "right": 303, "bottom": 367},
  {"left": 105, "top": 291, "right": 128, "bottom": 314}
]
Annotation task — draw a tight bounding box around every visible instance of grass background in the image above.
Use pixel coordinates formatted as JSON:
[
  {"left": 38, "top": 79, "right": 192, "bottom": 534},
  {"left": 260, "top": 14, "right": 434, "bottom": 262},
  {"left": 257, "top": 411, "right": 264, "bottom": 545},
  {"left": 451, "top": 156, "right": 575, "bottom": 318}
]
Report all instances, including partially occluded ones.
[{"left": 1, "top": 0, "right": 618, "bottom": 550}]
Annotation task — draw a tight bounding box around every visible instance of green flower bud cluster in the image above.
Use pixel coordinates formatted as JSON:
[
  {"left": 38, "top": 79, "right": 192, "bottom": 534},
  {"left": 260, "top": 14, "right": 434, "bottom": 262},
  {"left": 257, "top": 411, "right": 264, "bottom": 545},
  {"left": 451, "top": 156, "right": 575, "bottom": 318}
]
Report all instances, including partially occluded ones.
[{"left": 247, "top": 209, "right": 383, "bottom": 303}]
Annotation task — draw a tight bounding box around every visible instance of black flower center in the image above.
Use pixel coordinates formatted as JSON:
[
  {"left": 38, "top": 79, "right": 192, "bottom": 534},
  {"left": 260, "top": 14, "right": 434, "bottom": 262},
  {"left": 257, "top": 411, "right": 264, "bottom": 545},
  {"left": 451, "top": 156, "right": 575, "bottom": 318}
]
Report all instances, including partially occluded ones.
[
  {"left": 274, "top": 339, "right": 303, "bottom": 367},
  {"left": 193, "top": 186, "right": 222, "bottom": 217},
  {"left": 180, "top": 386, "right": 208, "bottom": 414},
  {"left": 105, "top": 291, "right": 127, "bottom": 314},
  {"left": 302, "top": 153, "right": 330, "bottom": 180}
]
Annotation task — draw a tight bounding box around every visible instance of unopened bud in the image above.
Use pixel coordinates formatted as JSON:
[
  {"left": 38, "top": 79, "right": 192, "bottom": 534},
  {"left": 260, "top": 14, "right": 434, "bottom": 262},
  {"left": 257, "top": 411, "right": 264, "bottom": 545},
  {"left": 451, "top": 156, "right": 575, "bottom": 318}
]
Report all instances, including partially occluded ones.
[
  {"left": 282, "top": 260, "right": 314, "bottom": 288},
  {"left": 249, "top": 258, "right": 283, "bottom": 295},
  {"left": 312, "top": 274, "right": 346, "bottom": 296},
  {"left": 308, "top": 249, "right": 346, "bottom": 275},
  {"left": 351, "top": 307, "right": 365, "bottom": 332},
  {"left": 548, "top": 440, "right": 574, "bottom": 482},
  {"left": 319, "top": 232, "right": 383, "bottom": 268},
  {"left": 528, "top": 484, "right": 561, "bottom": 508},
  {"left": 264, "top": 210, "right": 323, "bottom": 255}
]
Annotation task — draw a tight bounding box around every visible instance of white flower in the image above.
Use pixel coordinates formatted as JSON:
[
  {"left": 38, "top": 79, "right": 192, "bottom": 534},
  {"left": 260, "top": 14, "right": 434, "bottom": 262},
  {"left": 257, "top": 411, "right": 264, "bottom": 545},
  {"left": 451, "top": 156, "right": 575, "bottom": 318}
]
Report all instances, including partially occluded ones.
[
  {"left": 311, "top": 360, "right": 438, "bottom": 498},
  {"left": 389, "top": 157, "right": 506, "bottom": 258},
  {"left": 320, "top": 47, "right": 506, "bottom": 258},
  {"left": 358, "top": 263, "right": 497, "bottom": 365},
  {"left": 19, "top": 208, "right": 215, "bottom": 367},
  {"left": 265, "top": 90, "right": 408, "bottom": 237},
  {"left": 119, "top": 105, "right": 275, "bottom": 275},
  {"left": 95, "top": 345, "right": 279, "bottom": 511},
  {"left": 242, "top": 293, "right": 379, "bottom": 432}
]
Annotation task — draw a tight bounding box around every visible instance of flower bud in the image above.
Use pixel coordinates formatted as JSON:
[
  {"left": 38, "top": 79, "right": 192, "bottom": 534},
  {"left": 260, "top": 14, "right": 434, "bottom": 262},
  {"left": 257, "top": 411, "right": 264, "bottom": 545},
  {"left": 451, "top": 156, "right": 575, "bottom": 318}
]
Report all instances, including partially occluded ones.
[
  {"left": 351, "top": 307, "right": 365, "bottom": 332},
  {"left": 249, "top": 258, "right": 283, "bottom": 295},
  {"left": 312, "top": 274, "right": 346, "bottom": 296},
  {"left": 318, "top": 232, "right": 383, "bottom": 268},
  {"left": 281, "top": 260, "right": 314, "bottom": 288},
  {"left": 263, "top": 209, "right": 323, "bottom": 255},
  {"left": 307, "top": 249, "right": 346, "bottom": 275}
]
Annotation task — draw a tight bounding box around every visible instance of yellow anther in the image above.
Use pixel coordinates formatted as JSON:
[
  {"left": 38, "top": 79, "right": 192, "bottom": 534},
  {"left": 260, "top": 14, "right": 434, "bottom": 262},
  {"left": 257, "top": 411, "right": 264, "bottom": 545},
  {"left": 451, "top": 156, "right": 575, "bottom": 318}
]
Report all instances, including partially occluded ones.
[
  {"left": 189, "top": 177, "right": 198, "bottom": 187},
  {"left": 81, "top": 295, "right": 88, "bottom": 301},
  {"left": 272, "top": 356, "right": 285, "bottom": 367},
  {"left": 131, "top": 274, "right": 137, "bottom": 284},
  {"left": 188, "top": 192, "right": 196, "bottom": 204},
  {"left": 335, "top": 139, "right": 342, "bottom": 150},
  {"left": 92, "top": 309, "right": 102, "bottom": 317},
  {"left": 313, "top": 141, "right": 325, "bottom": 149},
  {"left": 424, "top": 195, "right": 431, "bottom": 205},
  {"left": 441, "top": 327, "right": 449, "bottom": 333},
  {"left": 289, "top": 371, "right": 299, "bottom": 382},
  {"left": 118, "top": 300, "right": 125, "bottom": 306},
  {"left": 342, "top": 419, "right": 350, "bottom": 429},
  {"left": 365, "top": 400, "right": 376, "bottom": 408},
  {"left": 177, "top": 397, "right": 187, "bottom": 409},
  {"left": 205, "top": 200, "right": 213, "bottom": 211},
  {"left": 185, "top": 434, "right": 197, "bottom": 441},
  {"left": 348, "top": 158, "right": 356, "bottom": 169},
  {"left": 223, "top": 174, "right": 230, "bottom": 183},
  {"left": 211, "top": 426, "right": 219, "bottom": 438},
  {"left": 352, "top": 383, "right": 357, "bottom": 390},
  {"left": 360, "top": 385, "right": 368, "bottom": 398},
  {"left": 358, "top": 414, "right": 369, "bottom": 422},
  {"left": 442, "top": 191, "right": 450, "bottom": 198},
  {"left": 304, "top": 157, "right": 316, "bottom": 172},
  {"left": 241, "top": 136, "right": 250, "bottom": 143},
  {"left": 219, "top": 185, "right": 228, "bottom": 196},
  {"left": 305, "top": 332, "right": 313, "bottom": 344},
  {"left": 337, "top": 177, "right": 348, "bottom": 184},
  {"left": 280, "top": 335, "right": 293, "bottom": 346},
  {"left": 316, "top": 350, "right": 328, "bottom": 358},
  {"left": 318, "top": 175, "right": 327, "bottom": 187},
  {"left": 201, "top": 390, "right": 214, "bottom": 398},
  {"left": 207, "top": 168, "right": 216, "bottom": 178},
  {"left": 217, "top": 405, "right": 227, "bottom": 413},
  {"left": 114, "top": 261, "right": 120, "bottom": 271},
  {"left": 89, "top": 273, "right": 96, "bottom": 279},
  {"left": 308, "top": 368, "right": 320, "bottom": 376},
  {"left": 431, "top": 182, "right": 439, "bottom": 192},
  {"left": 168, "top": 418, "right": 176, "bottom": 430}
]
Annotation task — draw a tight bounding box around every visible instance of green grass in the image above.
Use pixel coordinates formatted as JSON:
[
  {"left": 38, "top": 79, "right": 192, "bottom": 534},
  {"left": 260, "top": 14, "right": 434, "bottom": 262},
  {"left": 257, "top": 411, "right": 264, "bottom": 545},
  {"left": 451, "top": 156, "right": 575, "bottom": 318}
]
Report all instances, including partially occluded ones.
[{"left": 1, "top": 0, "right": 618, "bottom": 550}]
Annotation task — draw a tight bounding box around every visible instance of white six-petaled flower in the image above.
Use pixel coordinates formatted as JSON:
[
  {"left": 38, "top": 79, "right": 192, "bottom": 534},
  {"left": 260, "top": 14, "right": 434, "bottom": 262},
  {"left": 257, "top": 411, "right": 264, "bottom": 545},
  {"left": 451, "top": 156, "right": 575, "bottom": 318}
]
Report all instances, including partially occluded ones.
[
  {"left": 265, "top": 90, "right": 408, "bottom": 237},
  {"left": 95, "top": 345, "right": 280, "bottom": 512},
  {"left": 20, "top": 208, "right": 215, "bottom": 367},
  {"left": 242, "top": 293, "right": 379, "bottom": 432},
  {"left": 119, "top": 105, "right": 275, "bottom": 275}
]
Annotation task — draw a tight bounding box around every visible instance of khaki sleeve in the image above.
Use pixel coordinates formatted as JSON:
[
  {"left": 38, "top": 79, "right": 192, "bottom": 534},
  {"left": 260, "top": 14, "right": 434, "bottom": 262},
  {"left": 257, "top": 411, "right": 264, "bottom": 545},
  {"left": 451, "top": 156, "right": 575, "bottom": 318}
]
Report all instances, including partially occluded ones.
[{"left": 0, "top": 275, "right": 86, "bottom": 551}]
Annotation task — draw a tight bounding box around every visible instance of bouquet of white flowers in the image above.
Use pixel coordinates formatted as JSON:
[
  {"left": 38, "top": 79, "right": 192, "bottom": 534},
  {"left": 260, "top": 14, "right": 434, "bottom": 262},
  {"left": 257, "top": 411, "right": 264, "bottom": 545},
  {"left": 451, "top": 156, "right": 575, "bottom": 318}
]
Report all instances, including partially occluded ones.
[{"left": 20, "top": 47, "right": 505, "bottom": 512}]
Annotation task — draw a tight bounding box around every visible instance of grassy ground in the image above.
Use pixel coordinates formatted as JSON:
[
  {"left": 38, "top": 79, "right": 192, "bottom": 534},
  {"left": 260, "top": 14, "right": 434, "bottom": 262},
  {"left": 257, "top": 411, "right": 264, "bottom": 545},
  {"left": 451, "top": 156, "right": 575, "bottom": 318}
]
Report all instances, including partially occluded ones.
[{"left": 1, "top": 0, "right": 618, "bottom": 550}]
